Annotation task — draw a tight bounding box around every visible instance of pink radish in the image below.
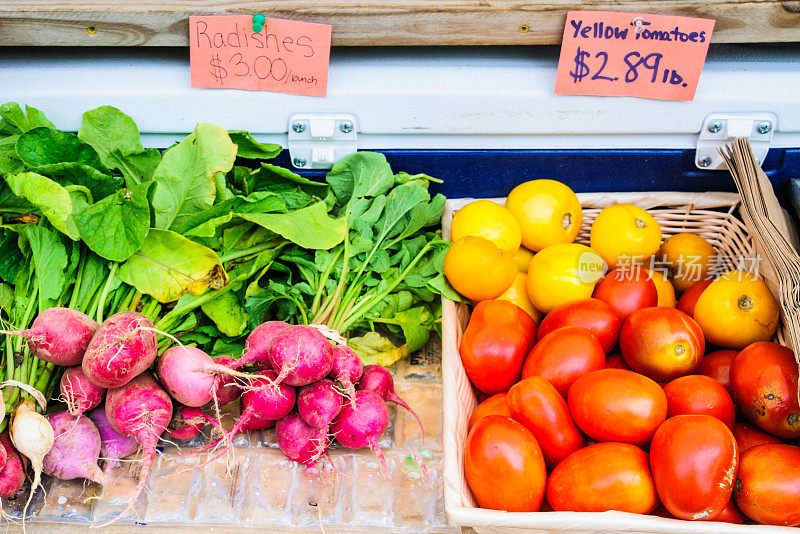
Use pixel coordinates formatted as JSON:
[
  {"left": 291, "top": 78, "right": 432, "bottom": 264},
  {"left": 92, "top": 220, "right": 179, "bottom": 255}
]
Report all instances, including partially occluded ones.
[
  {"left": 228, "top": 321, "right": 289, "bottom": 370},
  {"left": 167, "top": 406, "right": 221, "bottom": 440},
  {"left": 0, "top": 433, "right": 25, "bottom": 498},
  {"left": 268, "top": 325, "right": 334, "bottom": 387},
  {"left": 60, "top": 366, "right": 105, "bottom": 416},
  {"left": 102, "top": 373, "right": 172, "bottom": 527},
  {"left": 358, "top": 364, "right": 424, "bottom": 442},
  {"left": 297, "top": 379, "right": 343, "bottom": 429},
  {"left": 42, "top": 411, "right": 103, "bottom": 484},
  {"left": 157, "top": 346, "right": 251, "bottom": 408},
  {"left": 329, "top": 345, "right": 363, "bottom": 404},
  {"left": 0, "top": 307, "right": 99, "bottom": 366},
  {"left": 331, "top": 390, "right": 390, "bottom": 472},
  {"left": 82, "top": 312, "right": 158, "bottom": 389},
  {"left": 276, "top": 411, "right": 329, "bottom": 474},
  {"left": 212, "top": 355, "right": 242, "bottom": 405},
  {"left": 87, "top": 408, "right": 139, "bottom": 473}
]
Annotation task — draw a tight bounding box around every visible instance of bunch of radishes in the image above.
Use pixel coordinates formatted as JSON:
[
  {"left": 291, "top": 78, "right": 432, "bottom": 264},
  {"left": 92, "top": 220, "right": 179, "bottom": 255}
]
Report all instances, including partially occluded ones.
[{"left": 0, "top": 310, "right": 423, "bottom": 527}]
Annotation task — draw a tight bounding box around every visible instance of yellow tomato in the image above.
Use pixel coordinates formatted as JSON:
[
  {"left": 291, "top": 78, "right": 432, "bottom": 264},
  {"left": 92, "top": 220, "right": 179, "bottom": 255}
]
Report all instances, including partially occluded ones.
[
  {"left": 659, "top": 233, "right": 716, "bottom": 293},
  {"left": 644, "top": 269, "right": 676, "bottom": 308},
  {"left": 498, "top": 273, "right": 543, "bottom": 323},
  {"left": 526, "top": 243, "right": 606, "bottom": 313},
  {"left": 694, "top": 271, "right": 780, "bottom": 349},
  {"left": 451, "top": 200, "right": 522, "bottom": 255},
  {"left": 590, "top": 204, "right": 662, "bottom": 267},
  {"left": 505, "top": 180, "right": 583, "bottom": 252},
  {"left": 515, "top": 247, "right": 535, "bottom": 273},
  {"left": 444, "top": 236, "right": 517, "bottom": 302}
]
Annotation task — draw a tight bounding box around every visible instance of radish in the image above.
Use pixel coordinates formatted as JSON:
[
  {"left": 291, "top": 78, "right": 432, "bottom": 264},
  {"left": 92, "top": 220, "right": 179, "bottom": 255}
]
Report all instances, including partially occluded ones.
[
  {"left": 212, "top": 355, "right": 242, "bottom": 405},
  {"left": 331, "top": 390, "right": 390, "bottom": 472},
  {"left": 87, "top": 408, "right": 139, "bottom": 473},
  {"left": 42, "top": 411, "right": 103, "bottom": 484},
  {"left": 229, "top": 370, "right": 295, "bottom": 435},
  {"left": 358, "top": 364, "right": 424, "bottom": 442},
  {"left": 276, "top": 411, "right": 329, "bottom": 474},
  {"left": 329, "top": 345, "right": 363, "bottom": 404},
  {"left": 0, "top": 433, "right": 25, "bottom": 498},
  {"left": 60, "top": 366, "right": 105, "bottom": 416},
  {"left": 167, "top": 406, "right": 221, "bottom": 440},
  {"left": 156, "top": 346, "right": 253, "bottom": 408},
  {"left": 268, "top": 325, "right": 334, "bottom": 386},
  {"left": 297, "top": 379, "right": 343, "bottom": 429},
  {"left": 228, "top": 321, "right": 289, "bottom": 370},
  {"left": 102, "top": 372, "right": 172, "bottom": 527},
  {"left": 10, "top": 399, "right": 54, "bottom": 522},
  {"left": 82, "top": 311, "right": 158, "bottom": 389},
  {"left": 0, "top": 307, "right": 99, "bottom": 366}
]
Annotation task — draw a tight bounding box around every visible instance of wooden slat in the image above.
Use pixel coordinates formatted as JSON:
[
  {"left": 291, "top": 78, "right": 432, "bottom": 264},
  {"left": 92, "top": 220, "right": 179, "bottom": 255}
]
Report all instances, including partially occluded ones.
[{"left": 0, "top": 0, "right": 799, "bottom": 46}]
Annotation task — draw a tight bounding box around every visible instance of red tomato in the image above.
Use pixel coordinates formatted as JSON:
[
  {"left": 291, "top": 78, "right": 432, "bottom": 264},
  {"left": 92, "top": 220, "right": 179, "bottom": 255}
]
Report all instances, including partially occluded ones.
[
  {"left": 521, "top": 326, "right": 605, "bottom": 396},
  {"left": 734, "top": 444, "right": 800, "bottom": 526},
  {"left": 663, "top": 375, "right": 736, "bottom": 429},
  {"left": 650, "top": 415, "right": 738, "bottom": 521},
  {"left": 702, "top": 499, "right": 745, "bottom": 524},
  {"left": 537, "top": 298, "right": 621, "bottom": 354},
  {"left": 567, "top": 369, "right": 667, "bottom": 446},
  {"left": 697, "top": 349, "right": 738, "bottom": 392},
  {"left": 468, "top": 393, "right": 511, "bottom": 432},
  {"left": 465, "top": 415, "right": 547, "bottom": 512},
  {"left": 507, "top": 377, "right": 585, "bottom": 467},
  {"left": 593, "top": 266, "right": 658, "bottom": 321},
  {"left": 546, "top": 442, "right": 659, "bottom": 514},
  {"left": 732, "top": 422, "right": 783, "bottom": 453},
  {"left": 620, "top": 307, "right": 705, "bottom": 382},
  {"left": 604, "top": 352, "right": 630, "bottom": 370},
  {"left": 730, "top": 341, "right": 800, "bottom": 439},
  {"left": 676, "top": 279, "right": 712, "bottom": 316},
  {"left": 460, "top": 300, "right": 537, "bottom": 394}
]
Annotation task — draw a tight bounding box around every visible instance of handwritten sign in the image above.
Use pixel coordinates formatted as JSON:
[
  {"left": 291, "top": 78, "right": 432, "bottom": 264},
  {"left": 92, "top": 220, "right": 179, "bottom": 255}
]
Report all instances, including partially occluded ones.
[
  {"left": 189, "top": 15, "right": 332, "bottom": 97},
  {"left": 555, "top": 11, "right": 715, "bottom": 101}
]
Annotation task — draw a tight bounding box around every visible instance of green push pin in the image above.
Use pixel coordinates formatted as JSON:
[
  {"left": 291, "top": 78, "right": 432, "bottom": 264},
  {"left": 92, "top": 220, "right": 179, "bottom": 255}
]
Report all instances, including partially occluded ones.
[{"left": 252, "top": 13, "right": 266, "bottom": 32}]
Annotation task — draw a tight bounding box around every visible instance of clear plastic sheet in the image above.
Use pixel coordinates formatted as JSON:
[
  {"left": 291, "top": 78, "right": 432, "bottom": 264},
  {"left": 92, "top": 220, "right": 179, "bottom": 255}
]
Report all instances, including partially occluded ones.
[{"left": 2, "top": 340, "right": 455, "bottom": 533}]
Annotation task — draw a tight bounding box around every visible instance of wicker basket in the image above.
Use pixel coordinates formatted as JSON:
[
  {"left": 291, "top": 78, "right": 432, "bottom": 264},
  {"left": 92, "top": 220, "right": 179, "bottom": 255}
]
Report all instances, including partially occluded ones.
[{"left": 442, "top": 192, "right": 795, "bottom": 534}]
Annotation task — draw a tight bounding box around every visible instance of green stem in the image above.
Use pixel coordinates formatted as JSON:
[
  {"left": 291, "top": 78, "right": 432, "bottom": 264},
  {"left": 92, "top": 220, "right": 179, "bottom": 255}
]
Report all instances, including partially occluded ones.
[
  {"left": 95, "top": 263, "right": 119, "bottom": 323},
  {"left": 340, "top": 242, "right": 435, "bottom": 332},
  {"left": 16, "top": 286, "right": 38, "bottom": 352},
  {"left": 310, "top": 248, "right": 343, "bottom": 317},
  {"left": 220, "top": 243, "right": 276, "bottom": 263},
  {"left": 68, "top": 248, "right": 87, "bottom": 310}
]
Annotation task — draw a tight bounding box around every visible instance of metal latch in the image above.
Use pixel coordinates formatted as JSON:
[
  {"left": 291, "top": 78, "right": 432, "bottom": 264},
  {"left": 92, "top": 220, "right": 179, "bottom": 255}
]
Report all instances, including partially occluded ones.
[
  {"left": 287, "top": 113, "right": 358, "bottom": 170},
  {"left": 695, "top": 113, "right": 776, "bottom": 170}
]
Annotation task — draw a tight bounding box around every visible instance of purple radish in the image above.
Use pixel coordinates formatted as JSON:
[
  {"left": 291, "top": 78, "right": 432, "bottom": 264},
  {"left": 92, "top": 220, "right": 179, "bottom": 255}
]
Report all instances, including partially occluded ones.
[
  {"left": 268, "top": 325, "right": 334, "bottom": 387},
  {"left": 0, "top": 435, "right": 6, "bottom": 472},
  {"left": 358, "top": 364, "right": 424, "bottom": 442},
  {"left": 82, "top": 311, "right": 158, "bottom": 389},
  {"left": 102, "top": 373, "right": 172, "bottom": 527},
  {"left": 167, "top": 406, "right": 221, "bottom": 440},
  {"left": 87, "top": 408, "right": 139, "bottom": 473},
  {"left": 0, "top": 433, "right": 25, "bottom": 498},
  {"left": 156, "top": 346, "right": 251, "bottom": 408},
  {"left": 212, "top": 355, "right": 242, "bottom": 405},
  {"left": 276, "top": 411, "right": 329, "bottom": 474},
  {"left": 228, "top": 321, "right": 289, "bottom": 370},
  {"left": 60, "top": 366, "right": 105, "bottom": 416},
  {"left": 297, "top": 379, "right": 343, "bottom": 429},
  {"left": 331, "top": 390, "right": 390, "bottom": 472},
  {"left": 329, "top": 345, "right": 363, "bottom": 404},
  {"left": 0, "top": 307, "right": 99, "bottom": 366},
  {"left": 42, "top": 411, "right": 103, "bottom": 484}
]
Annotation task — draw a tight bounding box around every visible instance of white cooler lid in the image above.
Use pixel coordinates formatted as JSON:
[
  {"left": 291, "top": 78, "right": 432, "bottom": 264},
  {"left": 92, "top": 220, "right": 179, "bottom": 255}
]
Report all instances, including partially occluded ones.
[{"left": 1, "top": 45, "right": 799, "bottom": 150}]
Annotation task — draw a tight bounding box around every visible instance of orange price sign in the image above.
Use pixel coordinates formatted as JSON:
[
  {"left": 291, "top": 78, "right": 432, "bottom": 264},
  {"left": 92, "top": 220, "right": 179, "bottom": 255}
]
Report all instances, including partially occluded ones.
[
  {"left": 189, "top": 15, "right": 332, "bottom": 97},
  {"left": 555, "top": 11, "right": 715, "bottom": 101}
]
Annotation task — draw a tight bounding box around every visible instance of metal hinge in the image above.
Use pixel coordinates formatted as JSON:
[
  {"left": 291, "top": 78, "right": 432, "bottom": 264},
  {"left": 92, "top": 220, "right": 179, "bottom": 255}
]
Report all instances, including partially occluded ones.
[
  {"left": 287, "top": 113, "right": 358, "bottom": 170},
  {"left": 696, "top": 113, "right": 777, "bottom": 170}
]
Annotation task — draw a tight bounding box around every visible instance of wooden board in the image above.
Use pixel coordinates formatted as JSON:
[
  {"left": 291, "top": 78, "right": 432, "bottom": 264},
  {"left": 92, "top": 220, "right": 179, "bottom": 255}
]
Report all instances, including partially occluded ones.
[{"left": 0, "top": 0, "right": 799, "bottom": 46}]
